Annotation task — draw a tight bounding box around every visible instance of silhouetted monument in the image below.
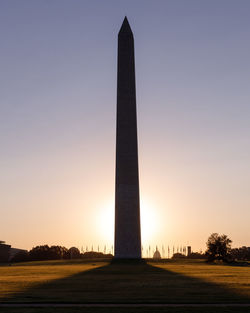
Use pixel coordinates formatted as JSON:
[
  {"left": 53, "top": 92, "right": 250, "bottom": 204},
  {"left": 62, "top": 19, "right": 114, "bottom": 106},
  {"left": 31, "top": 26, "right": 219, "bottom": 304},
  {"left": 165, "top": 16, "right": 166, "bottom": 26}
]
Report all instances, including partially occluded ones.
[
  {"left": 153, "top": 247, "right": 161, "bottom": 260},
  {"left": 114, "top": 17, "right": 141, "bottom": 259}
]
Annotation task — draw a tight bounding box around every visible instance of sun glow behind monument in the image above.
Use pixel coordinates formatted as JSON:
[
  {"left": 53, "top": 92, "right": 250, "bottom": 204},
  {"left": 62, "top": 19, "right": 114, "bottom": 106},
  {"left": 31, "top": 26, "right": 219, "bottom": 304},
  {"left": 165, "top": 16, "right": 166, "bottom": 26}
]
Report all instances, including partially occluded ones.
[
  {"left": 97, "top": 198, "right": 159, "bottom": 247},
  {"left": 140, "top": 198, "right": 159, "bottom": 244}
]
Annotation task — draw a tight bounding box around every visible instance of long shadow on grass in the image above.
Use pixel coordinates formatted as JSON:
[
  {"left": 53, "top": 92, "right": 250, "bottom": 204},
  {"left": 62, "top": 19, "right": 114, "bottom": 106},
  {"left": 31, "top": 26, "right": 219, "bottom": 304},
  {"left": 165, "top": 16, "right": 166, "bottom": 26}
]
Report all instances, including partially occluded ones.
[{"left": 1, "top": 261, "right": 250, "bottom": 304}]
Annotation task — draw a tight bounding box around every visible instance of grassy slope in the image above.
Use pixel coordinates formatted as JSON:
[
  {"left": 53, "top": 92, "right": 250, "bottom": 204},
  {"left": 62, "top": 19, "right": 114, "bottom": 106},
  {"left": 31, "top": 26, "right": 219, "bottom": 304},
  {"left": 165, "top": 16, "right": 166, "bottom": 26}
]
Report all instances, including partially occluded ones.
[
  {"left": 0, "top": 260, "right": 107, "bottom": 300},
  {"left": 0, "top": 259, "right": 249, "bottom": 304},
  {"left": 151, "top": 261, "right": 250, "bottom": 300}
]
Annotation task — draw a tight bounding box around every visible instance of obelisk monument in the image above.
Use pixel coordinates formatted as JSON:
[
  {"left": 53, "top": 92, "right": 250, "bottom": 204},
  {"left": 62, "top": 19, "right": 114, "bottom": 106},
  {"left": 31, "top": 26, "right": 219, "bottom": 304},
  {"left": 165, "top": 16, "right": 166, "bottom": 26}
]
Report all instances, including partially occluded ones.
[{"left": 114, "top": 17, "right": 141, "bottom": 259}]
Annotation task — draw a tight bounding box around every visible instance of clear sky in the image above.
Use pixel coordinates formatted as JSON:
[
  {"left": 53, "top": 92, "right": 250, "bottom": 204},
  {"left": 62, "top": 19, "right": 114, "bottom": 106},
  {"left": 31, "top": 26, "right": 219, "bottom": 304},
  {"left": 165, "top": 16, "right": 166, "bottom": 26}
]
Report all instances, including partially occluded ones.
[{"left": 1, "top": 0, "right": 250, "bottom": 256}]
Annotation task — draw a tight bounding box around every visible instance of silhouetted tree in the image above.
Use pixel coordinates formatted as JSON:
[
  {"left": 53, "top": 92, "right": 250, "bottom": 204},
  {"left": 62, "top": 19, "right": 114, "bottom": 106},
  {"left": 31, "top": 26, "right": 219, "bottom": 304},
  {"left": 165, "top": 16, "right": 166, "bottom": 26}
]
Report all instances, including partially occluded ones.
[
  {"left": 205, "top": 233, "right": 232, "bottom": 262},
  {"left": 29, "top": 245, "right": 69, "bottom": 261},
  {"left": 68, "top": 247, "right": 81, "bottom": 259},
  {"left": 49, "top": 245, "right": 68, "bottom": 260},
  {"left": 172, "top": 253, "right": 186, "bottom": 259},
  {"left": 230, "top": 246, "right": 250, "bottom": 261},
  {"left": 29, "top": 245, "right": 50, "bottom": 260},
  {"left": 82, "top": 251, "right": 113, "bottom": 259},
  {"left": 187, "top": 252, "right": 206, "bottom": 259}
]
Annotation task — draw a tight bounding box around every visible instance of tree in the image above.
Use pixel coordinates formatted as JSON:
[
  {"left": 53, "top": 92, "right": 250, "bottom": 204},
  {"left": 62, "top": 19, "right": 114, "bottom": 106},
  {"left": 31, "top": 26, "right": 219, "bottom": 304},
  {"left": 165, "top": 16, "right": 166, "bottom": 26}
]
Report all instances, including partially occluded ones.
[
  {"left": 49, "top": 246, "right": 68, "bottom": 260},
  {"left": 186, "top": 252, "right": 206, "bottom": 259},
  {"left": 205, "top": 233, "right": 232, "bottom": 262},
  {"left": 68, "top": 247, "right": 81, "bottom": 259},
  {"left": 29, "top": 245, "right": 69, "bottom": 261},
  {"left": 172, "top": 253, "right": 185, "bottom": 259},
  {"left": 230, "top": 246, "right": 250, "bottom": 261},
  {"left": 82, "top": 251, "right": 111, "bottom": 259},
  {"left": 29, "top": 245, "right": 51, "bottom": 261}
]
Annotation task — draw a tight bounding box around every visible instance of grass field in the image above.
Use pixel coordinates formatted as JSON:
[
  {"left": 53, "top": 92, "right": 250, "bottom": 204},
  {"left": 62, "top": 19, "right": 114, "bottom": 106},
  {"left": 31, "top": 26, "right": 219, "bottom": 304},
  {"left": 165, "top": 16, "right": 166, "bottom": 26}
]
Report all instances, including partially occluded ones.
[
  {"left": 0, "top": 259, "right": 249, "bottom": 312},
  {"left": 0, "top": 260, "right": 106, "bottom": 301}
]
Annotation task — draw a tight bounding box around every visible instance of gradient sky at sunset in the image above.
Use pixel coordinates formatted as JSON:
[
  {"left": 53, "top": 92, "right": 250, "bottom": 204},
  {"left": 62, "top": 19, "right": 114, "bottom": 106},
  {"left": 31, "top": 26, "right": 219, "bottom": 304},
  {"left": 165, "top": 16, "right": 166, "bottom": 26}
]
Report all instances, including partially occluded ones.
[{"left": 1, "top": 0, "right": 250, "bottom": 255}]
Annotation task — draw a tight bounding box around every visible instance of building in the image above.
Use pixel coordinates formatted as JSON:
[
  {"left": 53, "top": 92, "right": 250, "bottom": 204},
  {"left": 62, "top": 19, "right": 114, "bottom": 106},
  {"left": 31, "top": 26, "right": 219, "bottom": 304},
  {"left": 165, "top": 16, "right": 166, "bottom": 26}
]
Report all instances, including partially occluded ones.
[
  {"left": 0, "top": 241, "right": 27, "bottom": 262},
  {"left": 0, "top": 241, "right": 11, "bottom": 262},
  {"left": 153, "top": 247, "right": 161, "bottom": 259}
]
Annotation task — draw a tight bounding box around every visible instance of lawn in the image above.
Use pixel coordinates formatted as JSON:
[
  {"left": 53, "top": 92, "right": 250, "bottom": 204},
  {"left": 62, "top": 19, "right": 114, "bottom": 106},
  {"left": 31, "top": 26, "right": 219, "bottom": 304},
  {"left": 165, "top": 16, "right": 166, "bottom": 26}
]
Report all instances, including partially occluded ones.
[
  {"left": 150, "top": 260, "right": 250, "bottom": 300},
  {"left": 0, "top": 260, "right": 107, "bottom": 301},
  {"left": 0, "top": 259, "right": 249, "bottom": 313}
]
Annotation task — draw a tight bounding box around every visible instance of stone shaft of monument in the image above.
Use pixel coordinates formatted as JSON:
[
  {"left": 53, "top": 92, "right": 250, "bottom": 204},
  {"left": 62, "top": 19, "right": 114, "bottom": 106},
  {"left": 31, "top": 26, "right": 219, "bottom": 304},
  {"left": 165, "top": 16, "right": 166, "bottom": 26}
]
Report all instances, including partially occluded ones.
[{"left": 114, "top": 17, "right": 141, "bottom": 259}]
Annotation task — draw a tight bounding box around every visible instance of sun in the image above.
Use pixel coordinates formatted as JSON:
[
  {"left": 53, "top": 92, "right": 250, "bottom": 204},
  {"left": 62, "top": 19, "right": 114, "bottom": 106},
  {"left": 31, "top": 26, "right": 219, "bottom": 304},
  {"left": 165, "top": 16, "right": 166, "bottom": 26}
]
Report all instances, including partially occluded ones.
[{"left": 96, "top": 197, "right": 158, "bottom": 248}]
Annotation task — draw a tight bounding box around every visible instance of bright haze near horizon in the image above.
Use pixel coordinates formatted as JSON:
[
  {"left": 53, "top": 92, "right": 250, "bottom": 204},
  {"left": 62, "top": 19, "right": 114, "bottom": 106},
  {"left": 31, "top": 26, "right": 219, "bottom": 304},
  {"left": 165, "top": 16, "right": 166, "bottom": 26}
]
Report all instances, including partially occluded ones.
[{"left": 1, "top": 0, "right": 250, "bottom": 255}]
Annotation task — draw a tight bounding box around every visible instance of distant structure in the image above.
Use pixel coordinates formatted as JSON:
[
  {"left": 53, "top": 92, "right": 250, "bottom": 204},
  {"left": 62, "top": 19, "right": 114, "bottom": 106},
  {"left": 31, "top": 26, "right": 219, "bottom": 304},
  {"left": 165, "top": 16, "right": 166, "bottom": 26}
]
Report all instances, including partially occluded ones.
[
  {"left": 9, "top": 247, "right": 27, "bottom": 260},
  {"left": 0, "top": 241, "right": 11, "bottom": 262},
  {"left": 187, "top": 246, "right": 192, "bottom": 257},
  {"left": 153, "top": 247, "right": 161, "bottom": 260},
  {"left": 114, "top": 17, "right": 141, "bottom": 259},
  {"left": 0, "top": 241, "right": 27, "bottom": 262}
]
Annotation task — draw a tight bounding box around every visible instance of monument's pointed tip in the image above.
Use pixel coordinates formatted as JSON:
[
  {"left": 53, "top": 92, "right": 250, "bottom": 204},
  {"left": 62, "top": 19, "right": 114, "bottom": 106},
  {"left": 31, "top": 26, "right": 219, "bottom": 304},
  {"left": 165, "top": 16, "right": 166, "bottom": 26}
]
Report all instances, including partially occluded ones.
[{"left": 119, "top": 16, "right": 133, "bottom": 35}]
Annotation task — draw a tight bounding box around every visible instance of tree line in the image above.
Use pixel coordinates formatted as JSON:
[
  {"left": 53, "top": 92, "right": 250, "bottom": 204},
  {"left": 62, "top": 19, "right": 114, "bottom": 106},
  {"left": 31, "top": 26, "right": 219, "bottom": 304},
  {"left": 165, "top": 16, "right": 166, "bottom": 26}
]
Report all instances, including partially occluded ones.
[
  {"left": 11, "top": 245, "right": 112, "bottom": 262},
  {"left": 172, "top": 233, "right": 249, "bottom": 262},
  {"left": 10, "top": 233, "right": 249, "bottom": 263}
]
